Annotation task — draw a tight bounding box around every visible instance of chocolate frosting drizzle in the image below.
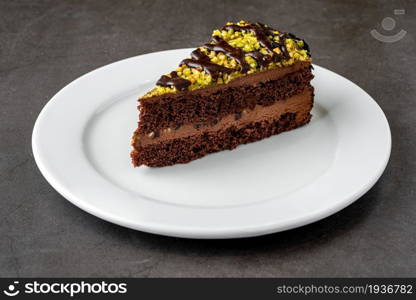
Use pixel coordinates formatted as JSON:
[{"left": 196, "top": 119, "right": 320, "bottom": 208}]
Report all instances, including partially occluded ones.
[
  {"left": 222, "top": 23, "right": 275, "bottom": 53},
  {"left": 204, "top": 36, "right": 250, "bottom": 73},
  {"left": 181, "top": 49, "right": 234, "bottom": 80},
  {"left": 156, "top": 22, "right": 310, "bottom": 91},
  {"left": 157, "top": 71, "right": 191, "bottom": 91}
]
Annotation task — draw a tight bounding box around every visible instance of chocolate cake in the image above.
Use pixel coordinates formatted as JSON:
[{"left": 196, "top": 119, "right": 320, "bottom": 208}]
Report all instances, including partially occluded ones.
[{"left": 131, "top": 21, "right": 314, "bottom": 167}]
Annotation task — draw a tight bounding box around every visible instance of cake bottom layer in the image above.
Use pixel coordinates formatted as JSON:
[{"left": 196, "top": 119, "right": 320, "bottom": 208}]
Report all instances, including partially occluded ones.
[{"left": 131, "top": 90, "right": 313, "bottom": 167}]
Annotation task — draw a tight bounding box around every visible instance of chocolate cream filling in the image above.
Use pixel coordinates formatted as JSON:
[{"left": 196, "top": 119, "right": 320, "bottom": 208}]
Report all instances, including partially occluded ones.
[{"left": 134, "top": 87, "right": 312, "bottom": 147}]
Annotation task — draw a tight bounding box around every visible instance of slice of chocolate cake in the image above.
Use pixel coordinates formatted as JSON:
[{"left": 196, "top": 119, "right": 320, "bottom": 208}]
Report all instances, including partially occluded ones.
[{"left": 131, "top": 21, "right": 313, "bottom": 167}]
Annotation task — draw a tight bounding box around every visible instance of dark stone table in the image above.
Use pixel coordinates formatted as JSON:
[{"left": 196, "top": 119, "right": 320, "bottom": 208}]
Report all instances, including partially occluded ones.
[{"left": 1, "top": 0, "right": 415, "bottom": 277}]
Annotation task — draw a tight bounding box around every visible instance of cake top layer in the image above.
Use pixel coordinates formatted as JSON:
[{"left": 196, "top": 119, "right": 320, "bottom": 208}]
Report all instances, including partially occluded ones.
[{"left": 143, "top": 20, "right": 311, "bottom": 98}]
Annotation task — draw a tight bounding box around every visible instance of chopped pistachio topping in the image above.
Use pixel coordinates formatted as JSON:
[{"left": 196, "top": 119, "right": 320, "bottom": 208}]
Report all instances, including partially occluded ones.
[{"left": 144, "top": 20, "right": 310, "bottom": 98}]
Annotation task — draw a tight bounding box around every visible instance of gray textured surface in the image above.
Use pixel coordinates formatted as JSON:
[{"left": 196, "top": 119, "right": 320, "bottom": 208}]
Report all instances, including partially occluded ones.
[{"left": 1, "top": 0, "right": 415, "bottom": 277}]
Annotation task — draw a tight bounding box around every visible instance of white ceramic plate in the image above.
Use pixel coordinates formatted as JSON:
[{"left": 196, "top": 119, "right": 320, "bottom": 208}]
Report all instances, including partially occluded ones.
[{"left": 32, "top": 48, "right": 391, "bottom": 239}]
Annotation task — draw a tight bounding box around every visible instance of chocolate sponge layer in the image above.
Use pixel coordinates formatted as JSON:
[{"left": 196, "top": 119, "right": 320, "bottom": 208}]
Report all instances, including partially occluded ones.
[
  {"left": 131, "top": 86, "right": 314, "bottom": 167},
  {"left": 137, "top": 61, "right": 313, "bottom": 134}
]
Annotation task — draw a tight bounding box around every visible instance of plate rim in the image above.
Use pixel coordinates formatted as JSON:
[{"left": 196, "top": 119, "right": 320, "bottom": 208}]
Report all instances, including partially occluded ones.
[{"left": 32, "top": 48, "right": 391, "bottom": 239}]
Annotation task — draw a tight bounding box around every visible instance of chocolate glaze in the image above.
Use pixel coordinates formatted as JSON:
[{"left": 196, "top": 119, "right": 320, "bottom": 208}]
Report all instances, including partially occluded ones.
[
  {"left": 156, "top": 22, "right": 310, "bottom": 91},
  {"left": 222, "top": 23, "right": 275, "bottom": 53},
  {"left": 245, "top": 50, "right": 272, "bottom": 67},
  {"left": 205, "top": 36, "right": 250, "bottom": 73},
  {"left": 223, "top": 23, "right": 311, "bottom": 60},
  {"left": 182, "top": 49, "right": 234, "bottom": 80},
  {"left": 279, "top": 32, "right": 311, "bottom": 56},
  {"left": 157, "top": 71, "right": 191, "bottom": 91},
  {"left": 190, "top": 48, "right": 208, "bottom": 61}
]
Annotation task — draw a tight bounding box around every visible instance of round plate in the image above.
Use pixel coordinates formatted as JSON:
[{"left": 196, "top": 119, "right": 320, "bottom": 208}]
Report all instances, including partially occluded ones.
[{"left": 32, "top": 48, "right": 391, "bottom": 239}]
